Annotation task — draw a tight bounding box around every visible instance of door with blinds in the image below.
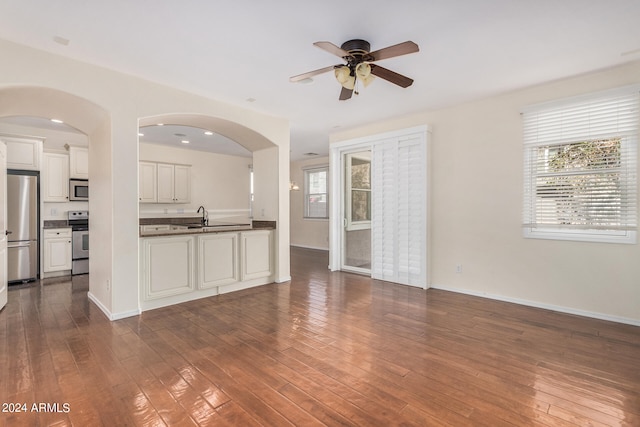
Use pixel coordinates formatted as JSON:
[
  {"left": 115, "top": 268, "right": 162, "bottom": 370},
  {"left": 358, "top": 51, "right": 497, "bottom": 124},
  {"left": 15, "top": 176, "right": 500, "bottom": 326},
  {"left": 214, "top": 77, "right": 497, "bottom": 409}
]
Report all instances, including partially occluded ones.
[
  {"left": 371, "top": 134, "right": 427, "bottom": 287},
  {"left": 330, "top": 125, "right": 428, "bottom": 289}
]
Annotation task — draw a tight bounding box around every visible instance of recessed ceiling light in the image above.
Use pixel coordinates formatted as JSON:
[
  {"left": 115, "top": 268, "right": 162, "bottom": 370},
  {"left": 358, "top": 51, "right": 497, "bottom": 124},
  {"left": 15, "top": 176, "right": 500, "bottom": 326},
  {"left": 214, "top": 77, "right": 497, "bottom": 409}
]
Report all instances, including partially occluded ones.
[
  {"left": 303, "top": 152, "right": 319, "bottom": 156},
  {"left": 53, "top": 36, "right": 70, "bottom": 46},
  {"left": 50, "top": 118, "right": 64, "bottom": 124},
  {"left": 181, "top": 140, "right": 190, "bottom": 144},
  {"left": 174, "top": 133, "right": 187, "bottom": 137},
  {"left": 138, "top": 133, "right": 144, "bottom": 137},
  {"left": 204, "top": 131, "right": 213, "bottom": 136},
  {"left": 246, "top": 98, "right": 256, "bottom": 103},
  {"left": 157, "top": 123, "right": 164, "bottom": 126}
]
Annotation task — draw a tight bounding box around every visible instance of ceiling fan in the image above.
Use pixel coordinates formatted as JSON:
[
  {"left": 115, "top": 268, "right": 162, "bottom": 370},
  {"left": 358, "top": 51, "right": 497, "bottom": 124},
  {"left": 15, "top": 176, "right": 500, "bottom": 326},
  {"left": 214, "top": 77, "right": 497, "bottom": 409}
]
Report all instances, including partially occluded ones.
[{"left": 290, "top": 39, "right": 419, "bottom": 100}]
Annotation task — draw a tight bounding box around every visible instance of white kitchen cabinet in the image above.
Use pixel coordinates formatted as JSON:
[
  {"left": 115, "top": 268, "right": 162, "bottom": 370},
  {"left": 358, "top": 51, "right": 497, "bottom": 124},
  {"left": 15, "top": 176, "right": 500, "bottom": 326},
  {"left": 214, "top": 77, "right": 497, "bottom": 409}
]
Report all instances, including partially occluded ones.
[
  {"left": 69, "top": 146, "right": 89, "bottom": 179},
  {"left": 156, "top": 163, "right": 191, "bottom": 204},
  {"left": 240, "top": 230, "right": 273, "bottom": 281},
  {"left": 139, "top": 161, "right": 157, "bottom": 203},
  {"left": 3, "top": 136, "right": 43, "bottom": 171},
  {"left": 173, "top": 165, "right": 191, "bottom": 203},
  {"left": 43, "top": 228, "right": 72, "bottom": 272},
  {"left": 140, "top": 229, "right": 274, "bottom": 311},
  {"left": 42, "top": 152, "right": 69, "bottom": 202},
  {"left": 141, "top": 235, "right": 195, "bottom": 300},
  {"left": 198, "top": 232, "right": 239, "bottom": 289}
]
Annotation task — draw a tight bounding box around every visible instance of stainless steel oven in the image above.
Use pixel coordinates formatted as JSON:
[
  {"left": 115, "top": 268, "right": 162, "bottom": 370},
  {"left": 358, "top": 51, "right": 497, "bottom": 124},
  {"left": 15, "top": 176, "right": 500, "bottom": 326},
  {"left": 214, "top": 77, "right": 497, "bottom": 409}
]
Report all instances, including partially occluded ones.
[{"left": 68, "top": 211, "right": 89, "bottom": 275}]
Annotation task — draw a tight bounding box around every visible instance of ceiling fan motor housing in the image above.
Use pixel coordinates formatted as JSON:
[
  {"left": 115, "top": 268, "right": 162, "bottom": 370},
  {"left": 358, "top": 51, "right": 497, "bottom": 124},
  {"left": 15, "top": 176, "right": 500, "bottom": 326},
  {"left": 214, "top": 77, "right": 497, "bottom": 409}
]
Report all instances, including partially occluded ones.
[{"left": 341, "top": 39, "right": 371, "bottom": 56}]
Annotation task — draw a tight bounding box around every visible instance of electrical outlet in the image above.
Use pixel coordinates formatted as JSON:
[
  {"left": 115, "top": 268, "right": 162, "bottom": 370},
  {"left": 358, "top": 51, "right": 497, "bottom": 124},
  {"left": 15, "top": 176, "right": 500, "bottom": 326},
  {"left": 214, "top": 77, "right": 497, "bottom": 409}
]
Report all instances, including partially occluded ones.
[
  {"left": 106, "top": 279, "right": 111, "bottom": 291},
  {"left": 51, "top": 207, "right": 58, "bottom": 216},
  {"left": 455, "top": 264, "right": 462, "bottom": 274}
]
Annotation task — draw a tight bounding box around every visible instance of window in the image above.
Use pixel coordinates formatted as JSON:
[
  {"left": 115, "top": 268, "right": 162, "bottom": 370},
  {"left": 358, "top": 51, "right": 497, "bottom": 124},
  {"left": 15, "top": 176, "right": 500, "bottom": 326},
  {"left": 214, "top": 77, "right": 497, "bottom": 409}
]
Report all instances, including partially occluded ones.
[
  {"left": 345, "top": 152, "right": 371, "bottom": 230},
  {"left": 522, "top": 86, "right": 638, "bottom": 243},
  {"left": 249, "top": 164, "right": 254, "bottom": 217},
  {"left": 304, "top": 166, "right": 328, "bottom": 219}
]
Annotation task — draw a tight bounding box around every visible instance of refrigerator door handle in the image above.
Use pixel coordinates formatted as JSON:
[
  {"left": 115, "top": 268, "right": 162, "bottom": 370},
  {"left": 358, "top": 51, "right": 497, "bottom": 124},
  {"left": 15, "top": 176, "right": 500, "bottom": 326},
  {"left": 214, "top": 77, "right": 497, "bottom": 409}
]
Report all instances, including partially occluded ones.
[{"left": 8, "top": 241, "right": 32, "bottom": 248}]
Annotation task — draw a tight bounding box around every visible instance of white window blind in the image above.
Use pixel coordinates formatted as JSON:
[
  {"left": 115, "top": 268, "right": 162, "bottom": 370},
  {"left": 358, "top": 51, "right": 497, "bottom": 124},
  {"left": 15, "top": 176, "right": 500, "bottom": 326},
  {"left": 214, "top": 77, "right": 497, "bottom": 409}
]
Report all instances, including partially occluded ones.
[
  {"left": 372, "top": 134, "right": 426, "bottom": 287},
  {"left": 522, "top": 86, "right": 638, "bottom": 242}
]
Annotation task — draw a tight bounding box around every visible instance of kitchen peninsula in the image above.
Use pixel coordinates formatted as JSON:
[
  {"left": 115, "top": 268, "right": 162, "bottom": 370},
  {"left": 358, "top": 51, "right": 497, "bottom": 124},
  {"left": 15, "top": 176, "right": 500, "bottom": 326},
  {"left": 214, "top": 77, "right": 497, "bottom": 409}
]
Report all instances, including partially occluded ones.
[{"left": 139, "top": 216, "right": 276, "bottom": 312}]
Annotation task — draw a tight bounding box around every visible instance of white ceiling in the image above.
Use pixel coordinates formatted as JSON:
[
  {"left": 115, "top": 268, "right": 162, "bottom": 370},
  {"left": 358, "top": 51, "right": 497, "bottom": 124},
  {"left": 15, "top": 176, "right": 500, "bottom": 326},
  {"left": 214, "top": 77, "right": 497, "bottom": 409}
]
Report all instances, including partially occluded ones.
[{"left": 1, "top": 0, "right": 640, "bottom": 161}]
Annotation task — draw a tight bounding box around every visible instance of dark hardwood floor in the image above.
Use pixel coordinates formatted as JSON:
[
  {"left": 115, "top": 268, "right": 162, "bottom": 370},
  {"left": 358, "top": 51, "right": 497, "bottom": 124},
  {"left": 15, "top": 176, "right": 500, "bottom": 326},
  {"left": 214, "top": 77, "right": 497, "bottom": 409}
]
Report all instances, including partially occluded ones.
[{"left": 1, "top": 246, "right": 639, "bottom": 426}]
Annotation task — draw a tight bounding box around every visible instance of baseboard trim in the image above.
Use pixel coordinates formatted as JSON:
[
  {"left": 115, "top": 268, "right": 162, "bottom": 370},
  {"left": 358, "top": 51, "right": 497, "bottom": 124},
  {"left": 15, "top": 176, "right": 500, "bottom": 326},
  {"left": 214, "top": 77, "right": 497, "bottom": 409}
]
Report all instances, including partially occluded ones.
[
  {"left": 87, "top": 292, "right": 140, "bottom": 321},
  {"left": 430, "top": 285, "right": 640, "bottom": 327}
]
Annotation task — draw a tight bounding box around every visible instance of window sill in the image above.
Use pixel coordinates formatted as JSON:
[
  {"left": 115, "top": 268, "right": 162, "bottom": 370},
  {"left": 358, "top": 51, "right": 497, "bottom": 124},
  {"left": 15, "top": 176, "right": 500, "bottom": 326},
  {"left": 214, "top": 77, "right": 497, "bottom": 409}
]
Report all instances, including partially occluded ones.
[{"left": 523, "top": 228, "right": 637, "bottom": 244}]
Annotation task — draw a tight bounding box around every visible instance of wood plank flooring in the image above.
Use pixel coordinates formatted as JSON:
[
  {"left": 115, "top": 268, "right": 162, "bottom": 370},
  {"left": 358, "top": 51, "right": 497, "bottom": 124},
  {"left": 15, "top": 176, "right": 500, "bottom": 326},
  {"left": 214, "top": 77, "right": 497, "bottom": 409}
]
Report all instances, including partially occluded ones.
[{"left": 1, "top": 246, "right": 639, "bottom": 426}]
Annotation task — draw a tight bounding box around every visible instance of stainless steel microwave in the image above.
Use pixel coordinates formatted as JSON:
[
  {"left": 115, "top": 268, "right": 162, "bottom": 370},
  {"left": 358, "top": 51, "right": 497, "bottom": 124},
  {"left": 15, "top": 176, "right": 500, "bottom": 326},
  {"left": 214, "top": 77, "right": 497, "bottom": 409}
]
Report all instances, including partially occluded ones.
[{"left": 69, "top": 179, "right": 89, "bottom": 201}]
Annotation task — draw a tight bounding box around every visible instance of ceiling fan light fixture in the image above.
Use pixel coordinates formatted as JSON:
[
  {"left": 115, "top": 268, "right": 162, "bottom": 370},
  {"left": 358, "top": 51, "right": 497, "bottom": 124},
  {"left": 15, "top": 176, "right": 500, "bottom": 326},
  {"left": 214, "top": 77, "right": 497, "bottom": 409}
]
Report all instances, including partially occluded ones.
[
  {"left": 292, "top": 38, "right": 418, "bottom": 100},
  {"left": 334, "top": 65, "right": 356, "bottom": 90},
  {"left": 355, "top": 62, "right": 375, "bottom": 87}
]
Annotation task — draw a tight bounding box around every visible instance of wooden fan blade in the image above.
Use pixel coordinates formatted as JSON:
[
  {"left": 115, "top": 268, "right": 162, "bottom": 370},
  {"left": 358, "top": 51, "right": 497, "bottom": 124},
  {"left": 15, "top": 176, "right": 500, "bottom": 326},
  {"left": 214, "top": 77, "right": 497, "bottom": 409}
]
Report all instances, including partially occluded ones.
[
  {"left": 314, "top": 41, "right": 351, "bottom": 58},
  {"left": 339, "top": 86, "right": 353, "bottom": 101},
  {"left": 368, "top": 41, "right": 419, "bottom": 62},
  {"left": 290, "top": 65, "right": 337, "bottom": 82},
  {"left": 370, "top": 64, "right": 414, "bottom": 88}
]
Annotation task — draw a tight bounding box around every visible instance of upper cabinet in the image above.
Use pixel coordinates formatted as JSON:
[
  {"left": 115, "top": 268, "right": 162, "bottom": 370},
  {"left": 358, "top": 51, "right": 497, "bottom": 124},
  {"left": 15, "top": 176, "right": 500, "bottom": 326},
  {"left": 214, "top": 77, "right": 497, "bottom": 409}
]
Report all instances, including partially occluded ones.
[
  {"left": 42, "top": 152, "right": 69, "bottom": 202},
  {"left": 69, "top": 146, "right": 89, "bottom": 179},
  {"left": 140, "top": 161, "right": 191, "bottom": 204},
  {"left": 172, "top": 164, "right": 191, "bottom": 204},
  {"left": 3, "top": 136, "right": 43, "bottom": 171},
  {"left": 139, "top": 161, "right": 157, "bottom": 203}
]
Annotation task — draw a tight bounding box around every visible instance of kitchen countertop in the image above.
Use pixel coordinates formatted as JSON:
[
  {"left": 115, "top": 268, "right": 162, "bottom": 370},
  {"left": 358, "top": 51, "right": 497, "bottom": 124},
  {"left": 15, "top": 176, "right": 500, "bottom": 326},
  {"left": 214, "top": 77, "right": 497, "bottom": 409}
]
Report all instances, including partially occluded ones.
[
  {"left": 139, "top": 219, "right": 276, "bottom": 237},
  {"left": 43, "top": 220, "right": 71, "bottom": 229}
]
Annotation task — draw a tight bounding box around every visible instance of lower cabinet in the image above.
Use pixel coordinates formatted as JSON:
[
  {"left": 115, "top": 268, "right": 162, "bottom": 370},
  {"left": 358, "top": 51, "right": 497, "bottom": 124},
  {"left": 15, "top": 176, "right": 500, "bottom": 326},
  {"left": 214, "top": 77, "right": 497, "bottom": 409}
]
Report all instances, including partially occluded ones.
[
  {"left": 43, "top": 228, "right": 72, "bottom": 273},
  {"left": 140, "top": 235, "right": 195, "bottom": 301},
  {"left": 198, "top": 232, "right": 239, "bottom": 289},
  {"left": 240, "top": 230, "right": 273, "bottom": 281},
  {"left": 140, "top": 230, "right": 273, "bottom": 311}
]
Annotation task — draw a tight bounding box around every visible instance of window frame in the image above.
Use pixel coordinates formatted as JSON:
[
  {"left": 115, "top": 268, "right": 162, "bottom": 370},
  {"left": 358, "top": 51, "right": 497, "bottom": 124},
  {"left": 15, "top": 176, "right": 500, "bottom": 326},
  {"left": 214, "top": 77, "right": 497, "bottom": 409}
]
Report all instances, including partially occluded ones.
[
  {"left": 303, "top": 165, "right": 329, "bottom": 220},
  {"left": 345, "top": 152, "right": 371, "bottom": 231},
  {"left": 522, "top": 86, "right": 638, "bottom": 244}
]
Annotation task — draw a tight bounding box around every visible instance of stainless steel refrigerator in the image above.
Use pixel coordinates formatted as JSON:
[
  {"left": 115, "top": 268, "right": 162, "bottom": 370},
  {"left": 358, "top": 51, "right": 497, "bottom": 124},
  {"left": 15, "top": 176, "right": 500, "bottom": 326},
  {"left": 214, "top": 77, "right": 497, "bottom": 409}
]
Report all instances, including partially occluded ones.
[{"left": 7, "top": 171, "right": 39, "bottom": 282}]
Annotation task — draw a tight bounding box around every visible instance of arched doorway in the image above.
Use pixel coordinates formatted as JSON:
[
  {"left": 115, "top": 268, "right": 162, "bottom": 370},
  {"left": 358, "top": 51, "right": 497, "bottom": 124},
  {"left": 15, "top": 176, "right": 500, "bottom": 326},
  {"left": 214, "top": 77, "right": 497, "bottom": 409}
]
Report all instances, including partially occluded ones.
[{"left": 0, "top": 85, "right": 113, "bottom": 313}]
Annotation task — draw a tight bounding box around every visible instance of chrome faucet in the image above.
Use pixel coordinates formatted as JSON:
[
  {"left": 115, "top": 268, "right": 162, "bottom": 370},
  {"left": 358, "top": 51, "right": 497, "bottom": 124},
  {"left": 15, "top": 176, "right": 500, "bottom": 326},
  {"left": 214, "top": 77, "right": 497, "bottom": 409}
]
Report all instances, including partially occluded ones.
[{"left": 197, "top": 206, "right": 208, "bottom": 225}]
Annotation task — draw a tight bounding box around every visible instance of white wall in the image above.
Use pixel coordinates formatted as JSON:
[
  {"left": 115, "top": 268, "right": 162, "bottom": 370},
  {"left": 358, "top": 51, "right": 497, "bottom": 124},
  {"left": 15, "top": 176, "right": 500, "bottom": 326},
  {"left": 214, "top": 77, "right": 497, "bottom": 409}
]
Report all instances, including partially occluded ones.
[
  {"left": 290, "top": 157, "right": 330, "bottom": 250},
  {"left": 331, "top": 60, "right": 640, "bottom": 325},
  {"left": 138, "top": 142, "right": 251, "bottom": 218}
]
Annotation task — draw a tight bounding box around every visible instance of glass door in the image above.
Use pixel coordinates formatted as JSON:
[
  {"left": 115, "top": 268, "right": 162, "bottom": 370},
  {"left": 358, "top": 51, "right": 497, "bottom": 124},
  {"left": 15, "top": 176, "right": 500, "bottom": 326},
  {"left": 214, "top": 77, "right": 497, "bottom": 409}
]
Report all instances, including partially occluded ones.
[{"left": 342, "top": 151, "right": 371, "bottom": 273}]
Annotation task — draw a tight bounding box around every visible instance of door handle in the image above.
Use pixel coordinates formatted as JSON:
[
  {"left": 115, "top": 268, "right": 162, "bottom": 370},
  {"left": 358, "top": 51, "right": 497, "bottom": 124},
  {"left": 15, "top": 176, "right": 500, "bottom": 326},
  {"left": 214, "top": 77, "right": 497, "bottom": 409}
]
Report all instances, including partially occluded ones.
[{"left": 5, "top": 230, "right": 11, "bottom": 236}]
